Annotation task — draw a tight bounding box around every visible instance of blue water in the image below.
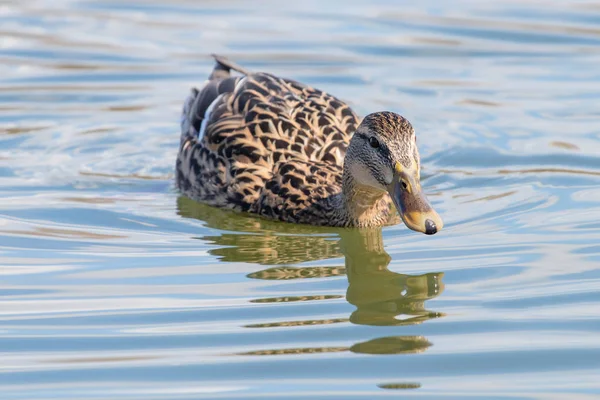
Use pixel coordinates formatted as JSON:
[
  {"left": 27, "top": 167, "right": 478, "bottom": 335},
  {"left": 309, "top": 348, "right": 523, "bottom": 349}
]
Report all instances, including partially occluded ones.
[{"left": 2, "top": 0, "right": 600, "bottom": 398}]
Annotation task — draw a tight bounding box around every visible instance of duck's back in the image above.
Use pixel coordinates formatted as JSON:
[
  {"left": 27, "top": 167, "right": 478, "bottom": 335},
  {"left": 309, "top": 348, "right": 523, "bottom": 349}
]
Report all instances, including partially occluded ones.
[{"left": 176, "top": 56, "right": 361, "bottom": 224}]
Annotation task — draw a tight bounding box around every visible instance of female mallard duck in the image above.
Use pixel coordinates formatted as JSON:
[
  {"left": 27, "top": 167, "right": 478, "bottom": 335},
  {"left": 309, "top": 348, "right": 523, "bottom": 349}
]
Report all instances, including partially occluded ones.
[{"left": 176, "top": 55, "right": 443, "bottom": 234}]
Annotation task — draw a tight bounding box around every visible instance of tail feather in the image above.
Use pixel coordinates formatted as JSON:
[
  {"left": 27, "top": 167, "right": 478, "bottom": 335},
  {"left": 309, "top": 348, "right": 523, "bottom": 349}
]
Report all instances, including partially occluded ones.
[
  {"left": 181, "top": 55, "right": 249, "bottom": 145},
  {"left": 210, "top": 54, "right": 251, "bottom": 78}
]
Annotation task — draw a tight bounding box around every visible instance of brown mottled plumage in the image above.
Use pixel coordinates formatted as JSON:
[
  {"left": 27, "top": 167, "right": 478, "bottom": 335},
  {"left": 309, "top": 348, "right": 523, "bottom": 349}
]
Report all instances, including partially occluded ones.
[{"left": 176, "top": 55, "right": 442, "bottom": 231}]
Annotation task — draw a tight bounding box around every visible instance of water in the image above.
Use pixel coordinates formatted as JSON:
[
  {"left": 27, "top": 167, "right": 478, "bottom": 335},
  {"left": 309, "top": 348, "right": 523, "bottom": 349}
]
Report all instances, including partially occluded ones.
[{"left": 2, "top": 0, "right": 600, "bottom": 398}]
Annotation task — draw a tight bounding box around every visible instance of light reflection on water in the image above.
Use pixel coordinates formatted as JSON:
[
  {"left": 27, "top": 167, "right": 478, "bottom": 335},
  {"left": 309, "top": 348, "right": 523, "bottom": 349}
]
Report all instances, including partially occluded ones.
[{"left": 2, "top": 0, "right": 600, "bottom": 398}]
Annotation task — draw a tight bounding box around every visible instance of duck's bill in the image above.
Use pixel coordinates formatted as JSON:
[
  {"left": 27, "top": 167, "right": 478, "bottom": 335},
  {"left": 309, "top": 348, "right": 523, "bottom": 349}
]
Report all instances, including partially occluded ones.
[{"left": 388, "top": 178, "right": 443, "bottom": 235}]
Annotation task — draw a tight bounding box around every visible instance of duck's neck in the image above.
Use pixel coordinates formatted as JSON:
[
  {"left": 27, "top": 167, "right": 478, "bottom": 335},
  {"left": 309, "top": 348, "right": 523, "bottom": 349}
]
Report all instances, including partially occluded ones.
[{"left": 335, "top": 168, "right": 391, "bottom": 227}]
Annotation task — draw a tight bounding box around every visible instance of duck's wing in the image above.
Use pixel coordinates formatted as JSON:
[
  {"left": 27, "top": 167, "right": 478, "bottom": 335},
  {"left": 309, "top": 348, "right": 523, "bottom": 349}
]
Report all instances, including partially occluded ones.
[
  {"left": 181, "top": 55, "right": 360, "bottom": 163},
  {"left": 177, "top": 55, "right": 360, "bottom": 214}
]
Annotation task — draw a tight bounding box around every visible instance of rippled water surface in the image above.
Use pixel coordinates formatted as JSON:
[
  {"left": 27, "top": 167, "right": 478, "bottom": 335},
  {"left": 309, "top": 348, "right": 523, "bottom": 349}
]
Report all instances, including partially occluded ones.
[{"left": 2, "top": 0, "right": 600, "bottom": 398}]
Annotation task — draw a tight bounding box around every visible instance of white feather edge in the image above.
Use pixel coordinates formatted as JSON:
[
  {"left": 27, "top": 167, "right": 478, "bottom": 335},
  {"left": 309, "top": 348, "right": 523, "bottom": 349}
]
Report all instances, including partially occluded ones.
[
  {"left": 198, "top": 76, "right": 246, "bottom": 139},
  {"left": 198, "top": 93, "right": 224, "bottom": 139}
]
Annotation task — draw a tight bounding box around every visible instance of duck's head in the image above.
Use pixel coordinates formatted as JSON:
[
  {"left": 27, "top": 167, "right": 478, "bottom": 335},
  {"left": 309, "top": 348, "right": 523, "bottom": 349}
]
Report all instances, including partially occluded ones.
[{"left": 346, "top": 111, "right": 443, "bottom": 234}]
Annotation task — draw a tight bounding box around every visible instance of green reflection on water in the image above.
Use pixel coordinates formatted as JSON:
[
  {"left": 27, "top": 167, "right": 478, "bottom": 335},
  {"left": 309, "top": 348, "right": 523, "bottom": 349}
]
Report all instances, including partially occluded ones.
[{"left": 178, "top": 196, "right": 444, "bottom": 357}]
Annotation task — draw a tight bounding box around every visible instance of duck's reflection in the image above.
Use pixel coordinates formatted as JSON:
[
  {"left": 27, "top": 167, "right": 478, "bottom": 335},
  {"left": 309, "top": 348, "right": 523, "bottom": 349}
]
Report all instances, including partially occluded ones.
[
  {"left": 177, "top": 196, "right": 445, "bottom": 355},
  {"left": 236, "top": 336, "right": 431, "bottom": 357},
  {"left": 341, "top": 228, "right": 444, "bottom": 327}
]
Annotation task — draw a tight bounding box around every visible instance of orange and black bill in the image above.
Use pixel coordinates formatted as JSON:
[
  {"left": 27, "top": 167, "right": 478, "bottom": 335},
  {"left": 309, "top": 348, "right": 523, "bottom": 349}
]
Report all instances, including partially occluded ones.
[{"left": 388, "top": 162, "right": 443, "bottom": 235}]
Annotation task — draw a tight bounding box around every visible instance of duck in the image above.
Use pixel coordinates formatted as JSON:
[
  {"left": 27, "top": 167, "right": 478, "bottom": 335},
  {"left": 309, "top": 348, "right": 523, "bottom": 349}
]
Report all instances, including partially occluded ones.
[{"left": 176, "top": 55, "right": 443, "bottom": 234}]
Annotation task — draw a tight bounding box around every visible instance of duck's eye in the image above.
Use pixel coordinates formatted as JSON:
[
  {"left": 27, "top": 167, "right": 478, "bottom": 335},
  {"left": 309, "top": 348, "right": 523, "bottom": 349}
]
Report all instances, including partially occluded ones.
[
  {"left": 368, "top": 137, "right": 380, "bottom": 148},
  {"left": 401, "top": 180, "right": 408, "bottom": 190}
]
